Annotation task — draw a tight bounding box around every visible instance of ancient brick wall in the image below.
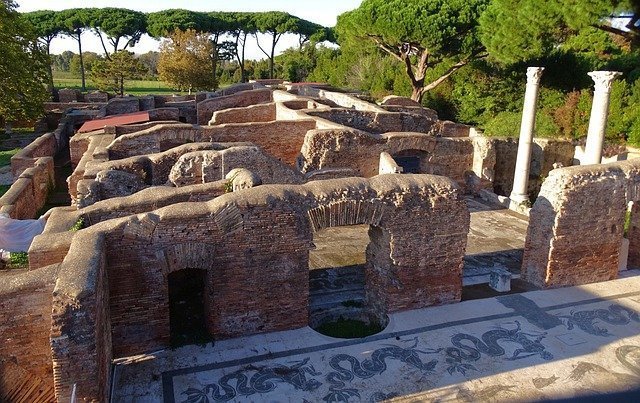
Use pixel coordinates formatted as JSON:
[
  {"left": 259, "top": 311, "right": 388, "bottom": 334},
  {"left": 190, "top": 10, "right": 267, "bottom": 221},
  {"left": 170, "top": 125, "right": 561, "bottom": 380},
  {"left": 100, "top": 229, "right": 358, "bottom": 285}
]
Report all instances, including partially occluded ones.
[
  {"left": 11, "top": 132, "right": 57, "bottom": 178},
  {"left": 169, "top": 146, "right": 305, "bottom": 187},
  {"left": 196, "top": 88, "right": 273, "bottom": 124},
  {"left": 107, "top": 120, "right": 317, "bottom": 166},
  {"left": 522, "top": 161, "right": 635, "bottom": 288},
  {"left": 50, "top": 232, "right": 111, "bottom": 402},
  {"left": 299, "top": 129, "right": 475, "bottom": 184},
  {"left": 95, "top": 175, "right": 468, "bottom": 358},
  {"left": 0, "top": 157, "right": 54, "bottom": 219},
  {"left": 210, "top": 103, "right": 276, "bottom": 125},
  {"left": 305, "top": 109, "right": 438, "bottom": 135},
  {"left": 492, "top": 137, "right": 575, "bottom": 197},
  {"left": 621, "top": 161, "right": 640, "bottom": 268},
  {"left": 0, "top": 265, "right": 57, "bottom": 401}
]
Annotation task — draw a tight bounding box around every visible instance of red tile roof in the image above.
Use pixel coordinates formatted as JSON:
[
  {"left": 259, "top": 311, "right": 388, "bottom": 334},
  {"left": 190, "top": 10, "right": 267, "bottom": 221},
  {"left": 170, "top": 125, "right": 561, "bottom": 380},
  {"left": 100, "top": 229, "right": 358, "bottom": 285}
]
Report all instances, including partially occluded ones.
[{"left": 78, "top": 111, "right": 150, "bottom": 133}]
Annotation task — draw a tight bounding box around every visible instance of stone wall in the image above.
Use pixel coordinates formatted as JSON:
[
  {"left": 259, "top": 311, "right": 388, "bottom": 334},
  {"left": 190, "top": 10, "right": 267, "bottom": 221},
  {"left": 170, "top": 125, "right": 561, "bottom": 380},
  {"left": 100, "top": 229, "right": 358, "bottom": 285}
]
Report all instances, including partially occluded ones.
[
  {"left": 492, "top": 137, "right": 575, "bottom": 197},
  {"left": 300, "top": 129, "right": 475, "bottom": 184},
  {"left": 107, "top": 120, "right": 317, "bottom": 167},
  {"left": 196, "top": 88, "right": 273, "bottom": 124},
  {"left": 50, "top": 231, "right": 111, "bottom": 402},
  {"left": 0, "top": 265, "right": 58, "bottom": 402},
  {"left": 0, "top": 157, "right": 54, "bottom": 219},
  {"left": 169, "top": 146, "right": 305, "bottom": 187},
  {"left": 91, "top": 175, "right": 467, "bottom": 358},
  {"left": 522, "top": 160, "right": 640, "bottom": 288},
  {"left": 305, "top": 109, "right": 438, "bottom": 135},
  {"left": 209, "top": 103, "right": 276, "bottom": 125},
  {"left": 10, "top": 132, "right": 57, "bottom": 178},
  {"left": 296, "top": 86, "right": 386, "bottom": 111}
]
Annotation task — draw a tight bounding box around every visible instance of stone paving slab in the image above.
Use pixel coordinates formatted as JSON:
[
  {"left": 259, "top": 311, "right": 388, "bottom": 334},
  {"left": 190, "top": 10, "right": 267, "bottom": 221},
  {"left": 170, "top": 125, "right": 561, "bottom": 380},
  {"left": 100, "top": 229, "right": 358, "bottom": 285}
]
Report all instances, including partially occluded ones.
[{"left": 112, "top": 273, "right": 640, "bottom": 403}]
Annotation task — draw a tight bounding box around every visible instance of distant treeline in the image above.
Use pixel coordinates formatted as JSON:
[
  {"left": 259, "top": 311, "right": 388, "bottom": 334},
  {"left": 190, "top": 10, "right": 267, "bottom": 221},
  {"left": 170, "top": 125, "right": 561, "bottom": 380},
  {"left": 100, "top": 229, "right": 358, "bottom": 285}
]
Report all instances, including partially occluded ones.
[{"left": 23, "top": 8, "right": 334, "bottom": 87}]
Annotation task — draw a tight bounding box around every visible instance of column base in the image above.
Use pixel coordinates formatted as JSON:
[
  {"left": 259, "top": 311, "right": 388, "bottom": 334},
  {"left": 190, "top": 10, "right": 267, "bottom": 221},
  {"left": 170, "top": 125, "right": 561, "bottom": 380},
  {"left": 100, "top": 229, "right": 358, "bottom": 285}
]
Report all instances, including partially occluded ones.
[{"left": 509, "top": 192, "right": 530, "bottom": 205}]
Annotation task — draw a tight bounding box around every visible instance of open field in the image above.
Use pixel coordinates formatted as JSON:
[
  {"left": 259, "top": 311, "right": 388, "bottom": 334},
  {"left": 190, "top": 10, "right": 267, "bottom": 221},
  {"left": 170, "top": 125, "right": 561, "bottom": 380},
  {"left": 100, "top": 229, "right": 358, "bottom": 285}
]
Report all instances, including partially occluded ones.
[{"left": 53, "top": 72, "right": 184, "bottom": 96}]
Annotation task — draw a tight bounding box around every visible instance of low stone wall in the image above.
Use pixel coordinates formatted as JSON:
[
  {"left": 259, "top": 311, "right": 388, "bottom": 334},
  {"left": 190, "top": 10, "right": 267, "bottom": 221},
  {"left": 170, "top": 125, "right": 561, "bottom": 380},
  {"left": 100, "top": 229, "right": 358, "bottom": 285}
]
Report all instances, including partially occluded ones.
[
  {"left": 29, "top": 181, "right": 229, "bottom": 270},
  {"left": 107, "top": 120, "right": 318, "bottom": 167},
  {"left": 296, "top": 86, "right": 386, "bottom": 112},
  {"left": 197, "top": 88, "right": 273, "bottom": 125},
  {"left": 300, "top": 129, "right": 475, "bottom": 184},
  {"left": 0, "top": 265, "right": 58, "bottom": 402},
  {"left": 105, "top": 120, "right": 179, "bottom": 136},
  {"left": 492, "top": 137, "right": 575, "bottom": 197},
  {"left": 50, "top": 231, "right": 111, "bottom": 402},
  {"left": 209, "top": 103, "right": 276, "bottom": 125},
  {"left": 522, "top": 159, "right": 640, "bottom": 288},
  {"left": 10, "top": 132, "right": 57, "bottom": 178},
  {"left": 169, "top": 146, "right": 305, "bottom": 187},
  {"left": 0, "top": 157, "right": 54, "bottom": 219},
  {"left": 305, "top": 109, "right": 438, "bottom": 135}
]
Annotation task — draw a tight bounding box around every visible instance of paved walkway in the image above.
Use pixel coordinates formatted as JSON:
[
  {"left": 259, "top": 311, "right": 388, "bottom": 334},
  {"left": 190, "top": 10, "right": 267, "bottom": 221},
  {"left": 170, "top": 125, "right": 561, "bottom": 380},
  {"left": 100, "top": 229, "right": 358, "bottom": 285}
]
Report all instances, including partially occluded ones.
[{"left": 112, "top": 272, "right": 640, "bottom": 402}]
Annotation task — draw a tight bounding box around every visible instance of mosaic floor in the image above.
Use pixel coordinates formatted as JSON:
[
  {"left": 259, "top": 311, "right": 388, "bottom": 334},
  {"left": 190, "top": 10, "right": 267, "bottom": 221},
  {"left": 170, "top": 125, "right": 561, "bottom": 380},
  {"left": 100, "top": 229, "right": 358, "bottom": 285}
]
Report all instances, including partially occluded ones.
[{"left": 112, "top": 272, "right": 640, "bottom": 402}]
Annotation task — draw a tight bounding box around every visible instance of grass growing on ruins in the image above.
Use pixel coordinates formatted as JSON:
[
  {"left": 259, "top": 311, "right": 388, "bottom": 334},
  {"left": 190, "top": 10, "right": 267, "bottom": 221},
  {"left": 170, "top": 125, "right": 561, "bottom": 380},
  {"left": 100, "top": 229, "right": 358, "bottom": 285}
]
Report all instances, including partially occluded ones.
[
  {"left": 6, "top": 252, "right": 29, "bottom": 269},
  {"left": 316, "top": 317, "right": 383, "bottom": 339},
  {"left": 0, "top": 148, "right": 20, "bottom": 167},
  {"left": 0, "top": 185, "right": 9, "bottom": 197}
]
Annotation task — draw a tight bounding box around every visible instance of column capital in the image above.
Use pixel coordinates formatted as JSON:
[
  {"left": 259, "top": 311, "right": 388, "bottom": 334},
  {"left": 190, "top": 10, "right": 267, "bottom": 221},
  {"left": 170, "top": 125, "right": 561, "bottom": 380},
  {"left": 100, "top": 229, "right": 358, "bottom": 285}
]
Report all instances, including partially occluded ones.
[
  {"left": 588, "top": 71, "right": 622, "bottom": 93},
  {"left": 526, "top": 67, "right": 545, "bottom": 85}
]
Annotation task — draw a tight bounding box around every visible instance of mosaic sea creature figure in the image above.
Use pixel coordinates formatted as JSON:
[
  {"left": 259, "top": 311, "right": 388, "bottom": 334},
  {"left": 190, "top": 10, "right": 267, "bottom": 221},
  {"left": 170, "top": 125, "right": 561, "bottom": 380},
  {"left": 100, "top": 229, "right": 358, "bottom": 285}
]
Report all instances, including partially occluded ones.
[
  {"left": 323, "top": 338, "right": 439, "bottom": 402},
  {"left": 445, "top": 321, "right": 553, "bottom": 375},
  {"left": 559, "top": 304, "right": 640, "bottom": 336},
  {"left": 181, "top": 358, "right": 322, "bottom": 402}
]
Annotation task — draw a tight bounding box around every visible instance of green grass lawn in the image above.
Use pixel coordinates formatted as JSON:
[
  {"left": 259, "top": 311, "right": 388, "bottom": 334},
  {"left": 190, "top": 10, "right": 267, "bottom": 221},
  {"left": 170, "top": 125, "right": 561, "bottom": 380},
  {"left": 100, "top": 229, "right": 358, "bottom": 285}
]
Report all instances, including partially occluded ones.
[
  {"left": 53, "top": 72, "right": 184, "bottom": 96},
  {"left": 0, "top": 148, "right": 20, "bottom": 167}
]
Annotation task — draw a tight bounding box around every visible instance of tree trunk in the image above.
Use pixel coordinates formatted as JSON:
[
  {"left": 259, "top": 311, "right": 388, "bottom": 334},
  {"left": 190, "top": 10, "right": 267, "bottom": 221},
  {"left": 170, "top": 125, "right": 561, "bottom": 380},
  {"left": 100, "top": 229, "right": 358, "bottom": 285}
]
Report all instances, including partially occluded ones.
[
  {"left": 119, "top": 77, "right": 124, "bottom": 96},
  {"left": 77, "top": 31, "right": 86, "bottom": 92},
  {"left": 240, "top": 32, "right": 247, "bottom": 83},
  {"left": 269, "top": 33, "right": 277, "bottom": 79},
  {"left": 45, "top": 43, "right": 55, "bottom": 100}
]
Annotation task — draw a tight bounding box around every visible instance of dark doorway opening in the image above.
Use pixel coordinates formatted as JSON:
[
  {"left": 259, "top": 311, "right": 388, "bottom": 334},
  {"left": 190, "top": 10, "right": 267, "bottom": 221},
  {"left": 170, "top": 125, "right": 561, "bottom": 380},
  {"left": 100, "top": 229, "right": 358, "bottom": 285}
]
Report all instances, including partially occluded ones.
[
  {"left": 168, "top": 268, "right": 211, "bottom": 347},
  {"left": 394, "top": 156, "right": 421, "bottom": 173},
  {"left": 308, "top": 224, "right": 388, "bottom": 338}
]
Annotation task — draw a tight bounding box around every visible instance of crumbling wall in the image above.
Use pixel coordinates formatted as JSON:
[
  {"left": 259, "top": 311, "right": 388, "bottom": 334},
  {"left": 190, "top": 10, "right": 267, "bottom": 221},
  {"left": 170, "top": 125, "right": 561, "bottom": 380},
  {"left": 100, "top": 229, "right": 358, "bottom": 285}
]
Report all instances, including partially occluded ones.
[
  {"left": 50, "top": 231, "right": 111, "bottom": 402},
  {"left": 300, "top": 129, "right": 475, "bottom": 184},
  {"left": 96, "top": 175, "right": 467, "bottom": 358},
  {"left": 209, "top": 103, "right": 276, "bottom": 125},
  {"left": 492, "top": 137, "right": 575, "bottom": 197},
  {"left": 10, "top": 132, "right": 57, "bottom": 178},
  {"left": 0, "top": 157, "right": 54, "bottom": 219},
  {"left": 305, "top": 109, "right": 437, "bottom": 134},
  {"left": 107, "top": 120, "right": 317, "bottom": 166},
  {"left": 197, "top": 88, "right": 273, "bottom": 124},
  {"left": 169, "top": 146, "right": 305, "bottom": 187},
  {"left": 0, "top": 265, "right": 57, "bottom": 402},
  {"left": 522, "top": 160, "right": 638, "bottom": 288}
]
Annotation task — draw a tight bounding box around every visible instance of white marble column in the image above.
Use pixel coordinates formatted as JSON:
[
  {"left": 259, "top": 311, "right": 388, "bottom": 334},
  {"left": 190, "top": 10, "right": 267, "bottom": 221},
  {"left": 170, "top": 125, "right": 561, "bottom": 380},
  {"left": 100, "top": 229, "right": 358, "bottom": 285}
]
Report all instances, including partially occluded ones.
[
  {"left": 582, "top": 71, "right": 622, "bottom": 165},
  {"left": 510, "top": 67, "right": 544, "bottom": 204}
]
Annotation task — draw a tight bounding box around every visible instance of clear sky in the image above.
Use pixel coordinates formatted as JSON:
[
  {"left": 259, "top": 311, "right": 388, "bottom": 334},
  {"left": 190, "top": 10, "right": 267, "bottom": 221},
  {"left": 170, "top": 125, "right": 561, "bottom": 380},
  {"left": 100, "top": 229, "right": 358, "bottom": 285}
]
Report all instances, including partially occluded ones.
[{"left": 15, "top": 0, "right": 362, "bottom": 58}]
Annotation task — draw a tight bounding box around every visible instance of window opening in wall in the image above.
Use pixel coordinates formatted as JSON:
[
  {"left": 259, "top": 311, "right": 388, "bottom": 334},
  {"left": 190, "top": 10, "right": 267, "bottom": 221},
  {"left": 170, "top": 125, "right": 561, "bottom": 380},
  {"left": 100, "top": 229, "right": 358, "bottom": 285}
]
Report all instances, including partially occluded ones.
[
  {"left": 308, "top": 224, "right": 388, "bottom": 338},
  {"left": 392, "top": 149, "right": 430, "bottom": 174},
  {"left": 394, "top": 156, "right": 421, "bottom": 174},
  {"left": 168, "top": 268, "right": 211, "bottom": 347}
]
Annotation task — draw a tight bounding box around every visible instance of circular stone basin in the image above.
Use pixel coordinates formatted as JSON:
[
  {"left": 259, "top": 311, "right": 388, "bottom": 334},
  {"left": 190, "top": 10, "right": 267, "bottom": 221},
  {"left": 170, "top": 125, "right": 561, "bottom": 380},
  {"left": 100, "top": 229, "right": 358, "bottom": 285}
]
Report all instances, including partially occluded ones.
[{"left": 311, "top": 308, "right": 388, "bottom": 339}]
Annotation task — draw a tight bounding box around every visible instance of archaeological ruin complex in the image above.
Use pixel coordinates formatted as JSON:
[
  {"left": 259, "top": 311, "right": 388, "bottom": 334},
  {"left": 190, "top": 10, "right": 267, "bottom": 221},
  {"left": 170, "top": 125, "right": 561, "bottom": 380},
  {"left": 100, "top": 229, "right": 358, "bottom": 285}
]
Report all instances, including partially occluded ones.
[{"left": 1, "top": 76, "right": 639, "bottom": 402}]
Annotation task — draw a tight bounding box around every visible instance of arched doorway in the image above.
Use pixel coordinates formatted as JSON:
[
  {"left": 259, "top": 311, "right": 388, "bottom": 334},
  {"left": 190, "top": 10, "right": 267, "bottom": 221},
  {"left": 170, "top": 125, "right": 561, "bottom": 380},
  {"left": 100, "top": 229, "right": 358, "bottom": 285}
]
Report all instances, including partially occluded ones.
[
  {"left": 168, "top": 268, "right": 210, "bottom": 347},
  {"left": 306, "top": 201, "right": 391, "bottom": 338}
]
